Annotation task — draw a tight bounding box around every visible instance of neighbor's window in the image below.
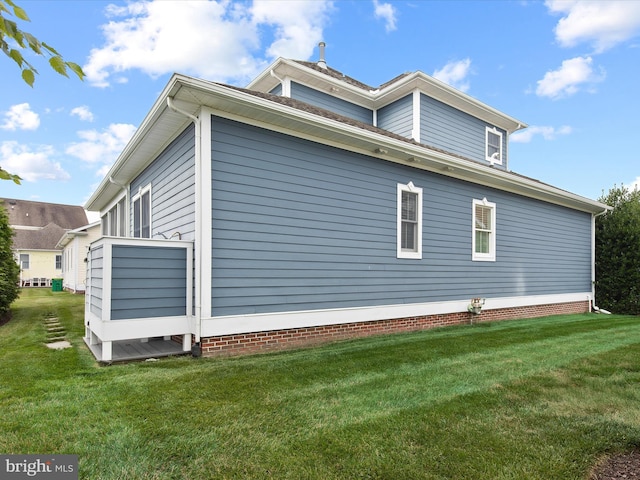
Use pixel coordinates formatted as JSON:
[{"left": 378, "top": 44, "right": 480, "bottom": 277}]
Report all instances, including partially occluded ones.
[
  {"left": 486, "top": 127, "right": 503, "bottom": 164},
  {"left": 19, "top": 254, "right": 29, "bottom": 269},
  {"left": 472, "top": 198, "right": 496, "bottom": 261},
  {"left": 133, "top": 185, "right": 151, "bottom": 238},
  {"left": 55, "top": 254, "right": 62, "bottom": 270},
  {"left": 397, "top": 182, "right": 423, "bottom": 259}
]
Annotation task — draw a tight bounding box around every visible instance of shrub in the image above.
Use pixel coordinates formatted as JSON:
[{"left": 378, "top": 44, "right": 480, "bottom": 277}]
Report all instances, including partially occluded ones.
[
  {"left": 0, "top": 200, "right": 19, "bottom": 315},
  {"left": 595, "top": 185, "right": 640, "bottom": 314}
]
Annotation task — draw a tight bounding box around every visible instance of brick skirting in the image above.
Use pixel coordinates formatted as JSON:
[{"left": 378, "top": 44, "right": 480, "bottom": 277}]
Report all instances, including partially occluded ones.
[{"left": 198, "top": 300, "right": 590, "bottom": 357}]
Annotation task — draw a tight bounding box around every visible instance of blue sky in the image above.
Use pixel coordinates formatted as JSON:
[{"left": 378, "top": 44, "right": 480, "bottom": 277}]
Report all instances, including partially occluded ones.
[{"left": 1, "top": 0, "right": 639, "bottom": 214}]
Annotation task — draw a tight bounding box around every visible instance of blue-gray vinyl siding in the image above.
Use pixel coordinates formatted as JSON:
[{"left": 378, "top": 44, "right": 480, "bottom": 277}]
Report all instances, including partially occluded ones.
[
  {"left": 209, "top": 116, "right": 591, "bottom": 317},
  {"left": 88, "top": 244, "right": 104, "bottom": 318},
  {"left": 377, "top": 94, "right": 413, "bottom": 139},
  {"left": 290, "top": 82, "right": 373, "bottom": 124},
  {"left": 110, "top": 245, "right": 187, "bottom": 320},
  {"left": 130, "top": 126, "right": 196, "bottom": 241},
  {"left": 269, "top": 84, "right": 282, "bottom": 96},
  {"left": 420, "top": 94, "right": 508, "bottom": 168}
]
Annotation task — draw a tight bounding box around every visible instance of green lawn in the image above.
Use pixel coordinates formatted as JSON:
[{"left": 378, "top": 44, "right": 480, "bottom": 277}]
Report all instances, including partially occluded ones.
[{"left": 1, "top": 289, "right": 640, "bottom": 479}]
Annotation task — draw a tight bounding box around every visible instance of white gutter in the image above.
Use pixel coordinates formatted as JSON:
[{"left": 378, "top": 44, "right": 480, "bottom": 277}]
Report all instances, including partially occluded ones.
[{"left": 167, "top": 96, "right": 202, "bottom": 350}]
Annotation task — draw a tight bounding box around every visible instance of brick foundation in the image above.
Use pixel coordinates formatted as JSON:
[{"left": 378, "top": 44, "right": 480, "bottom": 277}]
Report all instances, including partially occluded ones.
[{"left": 198, "top": 300, "right": 590, "bottom": 357}]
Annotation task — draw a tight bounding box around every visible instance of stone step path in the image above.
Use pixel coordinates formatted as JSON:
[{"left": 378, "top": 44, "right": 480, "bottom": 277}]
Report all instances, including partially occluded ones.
[{"left": 44, "top": 316, "right": 71, "bottom": 350}]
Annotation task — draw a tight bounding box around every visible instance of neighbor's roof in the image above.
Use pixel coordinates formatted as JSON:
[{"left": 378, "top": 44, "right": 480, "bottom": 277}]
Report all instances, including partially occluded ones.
[
  {"left": 56, "top": 221, "right": 101, "bottom": 249},
  {"left": 12, "top": 222, "right": 67, "bottom": 251},
  {"left": 1, "top": 198, "right": 87, "bottom": 230}
]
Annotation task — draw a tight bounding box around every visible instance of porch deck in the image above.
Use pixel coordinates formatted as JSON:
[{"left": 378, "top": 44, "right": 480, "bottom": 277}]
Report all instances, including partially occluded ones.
[{"left": 84, "top": 337, "right": 189, "bottom": 363}]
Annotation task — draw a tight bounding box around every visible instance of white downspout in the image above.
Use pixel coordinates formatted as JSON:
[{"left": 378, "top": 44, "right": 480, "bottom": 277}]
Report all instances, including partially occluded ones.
[
  {"left": 592, "top": 208, "right": 611, "bottom": 314},
  {"left": 270, "top": 70, "right": 290, "bottom": 97},
  {"left": 167, "top": 97, "right": 203, "bottom": 350}
]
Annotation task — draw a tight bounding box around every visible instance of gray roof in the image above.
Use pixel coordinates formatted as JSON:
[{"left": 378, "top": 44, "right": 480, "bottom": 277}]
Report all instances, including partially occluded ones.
[
  {"left": 1, "top": 198, "right": 87, "bottom": 229},
  {"left": 1, "top": 198, "right": 88, "bottom": 251},
  {"left": 12, "top": 222, "right": 67, "bottom": 250}
]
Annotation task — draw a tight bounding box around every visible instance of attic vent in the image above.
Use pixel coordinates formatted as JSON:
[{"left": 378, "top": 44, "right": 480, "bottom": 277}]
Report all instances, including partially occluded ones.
[{"left": 317, "top": 42, "right": 327, "bottom": 69}]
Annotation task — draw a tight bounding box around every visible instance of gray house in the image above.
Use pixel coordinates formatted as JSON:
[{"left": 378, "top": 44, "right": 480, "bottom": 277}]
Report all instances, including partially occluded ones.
[{"left": 84, "top": 45, "right": 610, "bottom": 362}]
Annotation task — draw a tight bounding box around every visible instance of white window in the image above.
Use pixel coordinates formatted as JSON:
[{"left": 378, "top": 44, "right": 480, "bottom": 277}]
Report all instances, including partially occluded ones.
[
  {"left": 472, "top": 198, "right": 496, "bottom": 261},
  {"left": 133, "top": 185, "right": 151, "bottom": 239},
  {"left": 55, "top": 255, "right": 62, "bottom": 270},
  {"left": 19, "top": 254, "right": 29, "bottom": 269},
  {"left": 397, "top": 182, "right": 423, "bottom": 259},
  {"left": 486, "top": 127, "right": 503, "bottom": 165},
  {"left": 101, "top": 196, "right": 127, "bottom": 237}
]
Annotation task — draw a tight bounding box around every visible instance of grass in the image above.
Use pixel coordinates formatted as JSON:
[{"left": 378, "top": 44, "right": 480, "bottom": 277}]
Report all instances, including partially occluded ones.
[{"left": 1, "top": 289, "right": 640, "bottom": 479}]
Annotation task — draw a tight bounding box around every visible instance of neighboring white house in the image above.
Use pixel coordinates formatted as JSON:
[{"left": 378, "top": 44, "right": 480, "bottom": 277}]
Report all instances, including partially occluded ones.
[
  {"left": 2, "top": 198, "right": 88, "bottom": 287},
  {"left": 56, "top": 221, "right": 101, "bottom": 293}
]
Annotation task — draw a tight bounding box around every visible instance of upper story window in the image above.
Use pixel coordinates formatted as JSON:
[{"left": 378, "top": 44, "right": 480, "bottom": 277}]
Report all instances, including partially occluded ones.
[
  {"left": 397, "top": 182, "right": 423, "bottom": 259},
  {"left": 486, "top": 127, "right": 503, "bottom": 165},
  {"left": 55, "top": 255, "right": 62, "bottom": 270},
  {"left": 19, "top": 254, "right": 29, "bottom": 269},
  {"left": 133, "top": 185, "right": 151, "bottom": 239},
  {"left": 472, "top": 198, "right": 496, "bottom": 262},
  {"left": 101, "top": 196, "right": 126, "bottom": 237}
]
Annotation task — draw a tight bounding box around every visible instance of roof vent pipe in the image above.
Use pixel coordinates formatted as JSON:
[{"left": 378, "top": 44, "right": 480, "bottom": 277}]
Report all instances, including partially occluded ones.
[{"left": 317, "top": 42, "right": 327, "bottom": 69}]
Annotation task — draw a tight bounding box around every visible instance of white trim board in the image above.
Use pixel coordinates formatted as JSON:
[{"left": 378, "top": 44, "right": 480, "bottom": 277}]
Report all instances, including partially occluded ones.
[{"left": 201, "top": 292, "right": 592, "bottom": 337}]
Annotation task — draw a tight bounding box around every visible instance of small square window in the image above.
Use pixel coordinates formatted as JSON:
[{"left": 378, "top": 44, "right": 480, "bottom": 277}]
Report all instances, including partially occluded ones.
[
  {"left": 486, "top": 127, "right": 503, "bottom": 164},
  {"left": 472, "top": 198, "right": 496, "bottom": 261},
  {"left": 397, "top": 182, "right": 423, "bottom": 259}
]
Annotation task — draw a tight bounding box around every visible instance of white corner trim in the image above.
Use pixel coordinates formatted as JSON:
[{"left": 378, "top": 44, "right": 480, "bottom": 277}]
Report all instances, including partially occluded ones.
[{"left": 412, "top": 89, "right": 421, "bottom": 142}]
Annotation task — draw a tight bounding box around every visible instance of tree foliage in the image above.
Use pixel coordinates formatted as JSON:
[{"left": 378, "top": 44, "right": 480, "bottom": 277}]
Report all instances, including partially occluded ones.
[
  {"left": 0, "top": 201, "right": 19, "bottom": 316},
  {"left": 0, "top": 0, "right": 85, "bottom": 86},
  {"left": 1, "top": 0, "right": 85, "bottom": 184},
  {"left": 595, "top": 185, "right": 640, "bottom": 315}
]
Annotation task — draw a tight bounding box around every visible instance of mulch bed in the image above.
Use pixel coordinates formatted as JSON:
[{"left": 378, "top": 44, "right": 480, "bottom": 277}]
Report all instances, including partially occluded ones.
[
  {"left": 590, "top": 450, "right": 640, "bottom": 479},
  {"left": 0, "top": 311, "right": 11, "bottom": 327}
]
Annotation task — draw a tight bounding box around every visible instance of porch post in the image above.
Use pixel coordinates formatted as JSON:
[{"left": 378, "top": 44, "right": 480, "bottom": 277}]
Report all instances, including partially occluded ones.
[{"left": 102, "top": 341, "right": 112, "bottom": 362}]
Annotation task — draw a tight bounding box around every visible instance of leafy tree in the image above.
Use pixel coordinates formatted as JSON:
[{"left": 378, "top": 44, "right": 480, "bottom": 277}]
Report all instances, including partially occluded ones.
[
  {"left": 0, "top": 200, "right": 19, "bottom": 317},
  {"left": 595, "top": 185, "right": 640, "bottom": 315},
  {"left": 1, "top": 0, "right": 85, "bottom": 184}
]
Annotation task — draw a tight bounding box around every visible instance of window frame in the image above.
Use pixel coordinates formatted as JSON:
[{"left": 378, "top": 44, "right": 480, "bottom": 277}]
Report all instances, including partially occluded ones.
[
  {"left": 55, "top": 254, "right": 62, "bottom": 270},
  {"left": 101, "top": 194, "right": 127, "bottom": 237},
  {"left": 397, "top": 182, "right": 423, "bottom": 259},
  {"left": 19, "top": 253, "right": 29, "bottom": 270},
  {"left": 472, "top": 198, "right": 496, "bottom": 262},
  {"left": 486, "top": 126, "right": 503, "bottom": 165},
  {"left": 132, "top": 184, "right": 152, "bottom": 239}
]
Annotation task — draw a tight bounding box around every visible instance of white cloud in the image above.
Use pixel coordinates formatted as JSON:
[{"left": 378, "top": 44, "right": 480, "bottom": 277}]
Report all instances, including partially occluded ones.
[
  {"left": 71, "top": 106, "right": 94, "bottom": 122},
  {"left": 546, "top": 0, "right": 640, "bottom": 53},
  {"left": 372, "top": 0, "right": 397, "bottom": 32},
  {"left": 251, "top": 0, "right": 334, "bottom": 59},
  {"left": 84, "top": 0, "right": 333, "bottom": 88},
  {"left": 1, "top": 103, "right": 40, "bottom": 131},
  {"left": 66, "top": 124, "right": 137, "bottom": 172},
  {"left": 0, "top": 141, "right": 70, "bottom": 182},
  {"left": 535, "top": 56, "right": 604, "bottom": 99},
  {"left": 510, "top": 125, "right": 572, "bottom": 143},
  {"left": 432, "top": 58, "right": 472, "bottom": 92},
  {"left": 627, "top": 176, "right": 640, "bottom": 192}
]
